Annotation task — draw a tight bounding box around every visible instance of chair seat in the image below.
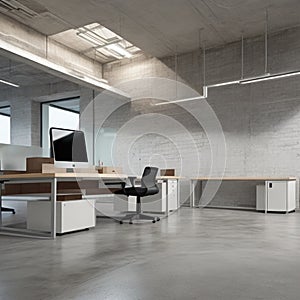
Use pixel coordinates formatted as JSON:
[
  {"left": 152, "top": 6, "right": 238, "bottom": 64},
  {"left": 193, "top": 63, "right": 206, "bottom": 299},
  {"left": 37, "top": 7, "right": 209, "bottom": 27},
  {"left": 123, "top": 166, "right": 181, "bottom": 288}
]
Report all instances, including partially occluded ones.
[{"left": 124, "top": 186, "right": 148, "bottom": 196}]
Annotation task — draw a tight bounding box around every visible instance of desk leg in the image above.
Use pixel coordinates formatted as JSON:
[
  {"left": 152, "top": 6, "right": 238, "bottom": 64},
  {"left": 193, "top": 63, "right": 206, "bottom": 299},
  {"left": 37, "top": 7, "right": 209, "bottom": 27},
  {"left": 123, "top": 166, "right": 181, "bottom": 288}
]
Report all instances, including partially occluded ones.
[
  {"left": 190, "top": 180, "right": 195, "bottom": 208},
  {"left": 165, "top": 180, "right": 169, "bottom": 217},
  {"left": 264, "top": 181, "right": 268, "bottom": 214},
  {"left": 190, "top": 180, "right": 202, "bottom": 208},
  {"left": 286, "top": 182, "right": 289, "bottom": 214},
  {"left": 177, "top": 179, "right": 180, "bottom": 209},
  {"left": 198, "top": 180, "right": 203, "bottom": 208},
  {"left": 50, "top": 178, "right": 57, "bottom": 239}
]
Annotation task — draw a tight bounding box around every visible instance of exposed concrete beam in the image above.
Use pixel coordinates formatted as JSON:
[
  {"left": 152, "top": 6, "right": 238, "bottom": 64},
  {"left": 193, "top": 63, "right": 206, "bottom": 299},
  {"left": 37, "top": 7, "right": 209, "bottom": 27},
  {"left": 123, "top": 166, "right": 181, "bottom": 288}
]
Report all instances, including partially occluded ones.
[
  {"left": 0, "top": 80, "right": 80, "bottom": 103},
  {"left": 0, "top": 14, "right": 130, "bottom": 99}
]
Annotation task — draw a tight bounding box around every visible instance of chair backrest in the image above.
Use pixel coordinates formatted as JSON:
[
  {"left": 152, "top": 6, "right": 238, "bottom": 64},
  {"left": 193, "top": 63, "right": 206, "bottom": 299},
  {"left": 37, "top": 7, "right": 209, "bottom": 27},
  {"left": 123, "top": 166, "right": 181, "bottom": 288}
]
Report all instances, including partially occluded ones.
[{"left": 141, "top": 166, "right": 158, "bottom": 189}]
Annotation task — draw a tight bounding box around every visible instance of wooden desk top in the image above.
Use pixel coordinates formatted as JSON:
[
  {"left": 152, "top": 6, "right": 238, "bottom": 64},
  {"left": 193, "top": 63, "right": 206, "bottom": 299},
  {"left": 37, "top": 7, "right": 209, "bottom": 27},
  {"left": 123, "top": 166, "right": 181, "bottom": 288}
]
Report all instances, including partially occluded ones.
[
  {"left": 0, "top": 173, "right": 183, "bottom": 182},
  {"left": 0, "top": 173, "right": 128, "bottom": 180},
  {"left": 1, "top": 174, "right": 294, "bottom": 181},
  {"left": 191, "top": 177, "right": 297, "bottom": 181},
  {"left": 157, "top": 176, "right": 182, "bottom": 180}
]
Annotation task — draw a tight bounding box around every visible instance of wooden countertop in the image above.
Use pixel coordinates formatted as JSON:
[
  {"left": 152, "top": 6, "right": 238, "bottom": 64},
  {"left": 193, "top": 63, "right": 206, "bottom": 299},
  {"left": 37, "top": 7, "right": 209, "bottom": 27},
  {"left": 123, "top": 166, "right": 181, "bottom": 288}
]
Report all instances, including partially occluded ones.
[
  {"left": 191, "top": 177, "right": 297, "bottom": 181},
  {"left": 0, "top": 173, "right": 128, "bottom": 180},
  {"left": 157, "top": 176, "right": 182, "bottom": 180}
]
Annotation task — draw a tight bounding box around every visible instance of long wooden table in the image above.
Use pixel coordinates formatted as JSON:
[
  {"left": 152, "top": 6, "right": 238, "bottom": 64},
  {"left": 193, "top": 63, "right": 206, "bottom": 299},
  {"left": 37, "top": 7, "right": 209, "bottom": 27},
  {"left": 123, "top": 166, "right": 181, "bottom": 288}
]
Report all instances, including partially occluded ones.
[
  {"left": 190, "top": 177, "right": 297, "bottom": 212},
  {"left": 0, "top": 172, "right": 127, "bottom": 239}
]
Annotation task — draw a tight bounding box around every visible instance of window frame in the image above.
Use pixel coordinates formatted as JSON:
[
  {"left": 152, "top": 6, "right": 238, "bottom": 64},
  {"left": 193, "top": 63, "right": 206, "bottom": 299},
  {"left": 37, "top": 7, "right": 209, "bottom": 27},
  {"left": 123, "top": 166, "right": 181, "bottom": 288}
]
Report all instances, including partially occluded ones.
[
  {"left": 0, "top": 105, "right": 11, "bottom": 144},
  {"left": 41, "top": 97, "right": 80, "bottom": 151}
]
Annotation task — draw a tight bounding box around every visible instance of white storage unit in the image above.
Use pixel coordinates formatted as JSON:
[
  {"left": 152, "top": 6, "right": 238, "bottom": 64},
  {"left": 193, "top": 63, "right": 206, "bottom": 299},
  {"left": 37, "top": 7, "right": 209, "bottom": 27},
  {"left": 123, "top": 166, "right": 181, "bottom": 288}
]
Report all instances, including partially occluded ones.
[
  {"left": 256, "top": 181, "right": 296, "bottom": 213},
  {"left": 27, "top": 200, "right": 96, "bottom": 234},
  {"left": 113, "top": 179, "right": 179, "bottom": 213},
  {"left": 167, "top": 179, "right": 178, "bottom": 211}
]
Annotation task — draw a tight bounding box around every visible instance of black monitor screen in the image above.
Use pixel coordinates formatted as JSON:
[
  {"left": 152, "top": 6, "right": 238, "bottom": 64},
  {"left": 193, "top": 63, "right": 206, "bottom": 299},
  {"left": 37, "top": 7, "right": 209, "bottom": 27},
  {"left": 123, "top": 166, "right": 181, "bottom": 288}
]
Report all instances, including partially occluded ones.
[{"left": 50, "top": 128, "right": 88, "bottom": 162}]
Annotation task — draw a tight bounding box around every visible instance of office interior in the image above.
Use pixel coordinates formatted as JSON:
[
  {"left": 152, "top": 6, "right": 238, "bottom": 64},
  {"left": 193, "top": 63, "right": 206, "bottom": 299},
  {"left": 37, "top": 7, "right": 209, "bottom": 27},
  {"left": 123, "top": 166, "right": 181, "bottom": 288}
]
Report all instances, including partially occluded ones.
[{"left": 0, "top": 1, "right": 300, "bottom": 299}]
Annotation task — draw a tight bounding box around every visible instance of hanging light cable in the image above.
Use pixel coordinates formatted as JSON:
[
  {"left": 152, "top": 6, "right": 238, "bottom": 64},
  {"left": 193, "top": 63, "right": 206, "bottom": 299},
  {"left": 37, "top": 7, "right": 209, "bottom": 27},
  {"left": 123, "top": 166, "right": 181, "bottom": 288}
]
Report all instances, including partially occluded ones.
[
  {"left": 239, "top": 8, "right": 300, "bottom": 84},
  {"left": 155, "top": 29, "right": 207, "bottom": 106},
  {"left": 241, "top": 32, "right": 244, "bottom": 80},
  {"left": 264, "top": 8, "right": 269, "bottom": 75}
]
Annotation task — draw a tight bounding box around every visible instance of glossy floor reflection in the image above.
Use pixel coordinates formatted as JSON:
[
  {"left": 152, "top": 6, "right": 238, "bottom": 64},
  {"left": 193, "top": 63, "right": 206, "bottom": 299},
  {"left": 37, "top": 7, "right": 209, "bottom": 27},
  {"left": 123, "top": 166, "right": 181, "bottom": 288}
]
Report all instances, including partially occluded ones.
[{"left": 1, "top": 208, "right": 300, "bottom": 300}]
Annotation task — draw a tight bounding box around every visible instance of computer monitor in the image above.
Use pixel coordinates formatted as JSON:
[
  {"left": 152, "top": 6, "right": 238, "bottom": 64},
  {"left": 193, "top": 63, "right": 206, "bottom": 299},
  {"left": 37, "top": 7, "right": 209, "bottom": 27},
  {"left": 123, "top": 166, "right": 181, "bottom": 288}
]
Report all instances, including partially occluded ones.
[{"left": 50, "top": 127, "right": 89, "bottom": 169}]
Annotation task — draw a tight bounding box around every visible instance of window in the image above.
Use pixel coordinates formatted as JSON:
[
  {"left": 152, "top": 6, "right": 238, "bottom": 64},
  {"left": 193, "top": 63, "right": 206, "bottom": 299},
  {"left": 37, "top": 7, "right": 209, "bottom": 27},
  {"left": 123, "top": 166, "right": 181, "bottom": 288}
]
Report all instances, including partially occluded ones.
[
  {"left": 0, "top": 106, "right": 11, "bottom": 144},
  {"left": 48, "top": 105, "right": 79, "bottom": 130},
  {"left": 42, "top": 98, "right": 80, "bottom": 153}
]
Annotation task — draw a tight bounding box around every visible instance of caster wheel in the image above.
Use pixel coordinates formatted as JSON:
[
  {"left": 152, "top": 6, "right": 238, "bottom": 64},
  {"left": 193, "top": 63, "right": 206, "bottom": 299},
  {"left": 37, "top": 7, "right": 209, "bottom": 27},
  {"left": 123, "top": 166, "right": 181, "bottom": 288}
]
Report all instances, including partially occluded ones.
[
  {"left": 152, "top": 220, "right": 156, "bottom": 223},
  {"left": 157, "top": 217, "right": 160, "bottom": 221},
  {"left": 120, "top": 221, "right": 123, "bottom": 224},
  {"left": 129, "top": 221, "right": 133, "bottom": 224}
]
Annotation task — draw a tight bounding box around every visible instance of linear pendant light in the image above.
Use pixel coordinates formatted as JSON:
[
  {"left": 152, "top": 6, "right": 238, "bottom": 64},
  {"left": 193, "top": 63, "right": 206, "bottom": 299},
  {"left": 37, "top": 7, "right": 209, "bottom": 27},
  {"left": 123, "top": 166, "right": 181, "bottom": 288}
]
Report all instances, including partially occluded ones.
[
  {"left": 239, "top": 71, "right": 300, "bottom": 84},
  {"left": 154, "top": 86, "right": 208, "bottom": 106},
  {"left": 207, "top": 80, "right": 240, "bottom": 88},
  {"left": 154, "top": 10, "right": 300, "bottom": 106},
  {"left": 0, "top": 79, "right": 20, "bottom": 88}
]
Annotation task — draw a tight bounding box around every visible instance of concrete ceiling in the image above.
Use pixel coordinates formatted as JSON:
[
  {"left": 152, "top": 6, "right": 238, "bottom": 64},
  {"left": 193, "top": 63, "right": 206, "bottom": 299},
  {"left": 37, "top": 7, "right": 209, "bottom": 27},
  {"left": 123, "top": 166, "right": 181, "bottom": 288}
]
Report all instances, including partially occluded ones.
[
  {"left": 0, "top": 55, "right": 63, "bottom": 88},
  {"left": 0, "top": 55, "right": 80, "bottom": 111},
  {"left": 1, "top": 0, "right": 300, "bottom": 58}
]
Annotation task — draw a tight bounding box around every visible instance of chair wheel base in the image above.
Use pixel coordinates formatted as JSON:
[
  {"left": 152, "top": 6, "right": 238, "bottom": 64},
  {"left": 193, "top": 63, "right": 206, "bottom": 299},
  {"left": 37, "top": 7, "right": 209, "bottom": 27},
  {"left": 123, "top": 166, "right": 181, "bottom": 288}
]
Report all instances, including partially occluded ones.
[{"left": 119, "top": 212, "right": 157, "bottom": 224}]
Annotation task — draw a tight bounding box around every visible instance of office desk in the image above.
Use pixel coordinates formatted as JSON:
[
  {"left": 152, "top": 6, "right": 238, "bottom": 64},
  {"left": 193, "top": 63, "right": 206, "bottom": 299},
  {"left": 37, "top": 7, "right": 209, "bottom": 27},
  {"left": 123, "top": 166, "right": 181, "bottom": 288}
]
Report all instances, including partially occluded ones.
[
  {"left": 190, "top": 177, "right": 297, "bottom": 213},
  {"left": 0, "top": 173, "right": 127, "bottom": 239}
]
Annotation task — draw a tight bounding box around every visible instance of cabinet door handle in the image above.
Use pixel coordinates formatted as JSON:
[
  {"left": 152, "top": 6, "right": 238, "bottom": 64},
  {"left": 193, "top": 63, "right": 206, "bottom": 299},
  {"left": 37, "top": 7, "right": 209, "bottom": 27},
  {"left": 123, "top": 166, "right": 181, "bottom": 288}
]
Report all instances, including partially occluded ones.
[{"left": 269, "top": 183, "right": 272, "bottom": 188}]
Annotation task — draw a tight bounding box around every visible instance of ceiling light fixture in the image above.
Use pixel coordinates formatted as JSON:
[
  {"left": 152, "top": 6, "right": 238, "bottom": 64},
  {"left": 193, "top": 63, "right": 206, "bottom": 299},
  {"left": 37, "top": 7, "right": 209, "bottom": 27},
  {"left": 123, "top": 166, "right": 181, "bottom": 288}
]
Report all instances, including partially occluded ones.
[
  {"left": 239, "top": 71, "right": 300, "bottom": 84},
  {"left": 77, "top": 32, "right": 106, "bottom": 46},
  {"left": 207, "top": 80, "right": 240, "bottom": 88},
  {"left": 154, "top": 95, "right": 205, "bottom": 106},
  {"left": 105, "top": 44, "right": 132, "bottom": 58},
  {"left": 154, "top": 86, "right": 208, "bottom": 106},
  {"left": 76, "top": 23, "right": 138, "bottom": 61},
  {"left": 0, "top": 79, "right": 19, "bottom": 88}
]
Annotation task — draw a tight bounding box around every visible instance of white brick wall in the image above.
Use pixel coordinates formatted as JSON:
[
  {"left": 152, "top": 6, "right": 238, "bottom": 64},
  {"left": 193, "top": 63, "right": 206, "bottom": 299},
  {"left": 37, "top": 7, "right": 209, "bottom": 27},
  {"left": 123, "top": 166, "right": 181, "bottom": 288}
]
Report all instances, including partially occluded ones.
[{"left": 102, "top": 27, "right": 300, "bottom": 208}]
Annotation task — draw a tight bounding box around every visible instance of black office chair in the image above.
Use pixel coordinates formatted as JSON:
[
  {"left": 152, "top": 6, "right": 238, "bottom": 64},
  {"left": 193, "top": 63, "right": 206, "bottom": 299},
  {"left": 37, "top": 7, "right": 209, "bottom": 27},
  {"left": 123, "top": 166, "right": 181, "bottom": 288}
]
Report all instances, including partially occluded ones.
[
  {"left": 1, "top": 207, "right": 15, "bottom": 214},
  {"left": 115, "top": 166, "right": 160, "bottom": 224}
]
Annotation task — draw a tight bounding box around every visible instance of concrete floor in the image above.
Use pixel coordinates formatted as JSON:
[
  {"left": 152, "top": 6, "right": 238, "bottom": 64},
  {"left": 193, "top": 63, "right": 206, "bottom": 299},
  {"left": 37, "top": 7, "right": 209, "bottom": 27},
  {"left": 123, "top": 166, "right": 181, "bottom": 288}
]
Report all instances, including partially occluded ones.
[{"left": 1, "top": 208, "right": 300, "bottom": 300}]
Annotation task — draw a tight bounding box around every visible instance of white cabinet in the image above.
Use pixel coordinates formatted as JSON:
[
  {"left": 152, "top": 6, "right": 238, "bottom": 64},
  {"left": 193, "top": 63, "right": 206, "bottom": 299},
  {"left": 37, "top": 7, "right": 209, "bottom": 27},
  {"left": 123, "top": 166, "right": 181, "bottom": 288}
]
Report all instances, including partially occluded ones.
[
  {"left": 256, "top": 181, "right": 296, "bottom": 213},
  {"left": 167, "top": 179, "right": 178, "bottom": 211},
  {"left": 27, "top": 200, "right": 96, "bottom": 234},
  {"left": 113, "top": 179, "right": 179, "bottom": 213}
]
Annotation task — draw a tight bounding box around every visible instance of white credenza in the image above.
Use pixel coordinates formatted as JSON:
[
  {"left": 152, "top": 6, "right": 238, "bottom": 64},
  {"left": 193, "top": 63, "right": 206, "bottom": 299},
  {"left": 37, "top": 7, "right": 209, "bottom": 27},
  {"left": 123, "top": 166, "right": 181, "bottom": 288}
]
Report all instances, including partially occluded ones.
[
  {"left": 113, "top": 178, "right": 179, "bottom": 213},
  {"left": 27, "top": 200, "right": 96, "bottom": 234},
  {"left": 256, "top": 181, "right": 296, "bottom": 213}
]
